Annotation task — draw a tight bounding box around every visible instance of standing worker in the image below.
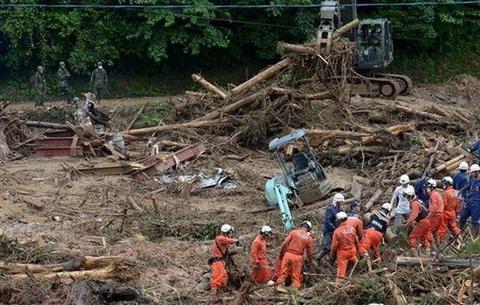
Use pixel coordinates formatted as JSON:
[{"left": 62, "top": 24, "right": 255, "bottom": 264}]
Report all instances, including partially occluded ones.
[
  {"left": 90, "top": 61, "right": 108, "bottom": 101},
  {"left": 32, "top": 66, "right": 46, "bottom": 107},
  {"left": 426, "top": 179, "right": 445, "bottom": 245},
  {"left": 57, "top": 61, "right": 71, "bottom": 102},
  {"left": 251, "top": 225, "right": 274, "bottom": 285},
  {"left": 331, "top": 212, "right": 359, "bottom": 284},
  {"left": 415, "top": 171, "right": 433, "bottom": 208},
  {"left": 276, "top": 221, "right": 313, "bottom": 289},
  {"left": 208, "top": 224, "right": 238, "bottom": 296},
  {"left": 454, "top": 161, "right": 469, "bottom": 214},
  {"left": 391, "top": 174, "right": 415, "bottom": 233},
  {"left": 359, "top": 203, "right": 392, "bottom": 261},
  {"left": 460, "top": 164, "right": 480, "bottom": 236},
  {"left": 438, "top": 176, "right": 461, "bottom": 241},
  {"left": 404, "top": 188, "right": 432, "bottom": 256},
  {"left": 319, "top": 193, "right": 345, "bottom": 260}
]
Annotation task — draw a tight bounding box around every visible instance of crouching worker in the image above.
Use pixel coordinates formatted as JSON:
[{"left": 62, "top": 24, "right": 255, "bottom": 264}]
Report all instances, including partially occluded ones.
[
  {"left": 359, "top": 203, "right": 392, "bottom": 262},
  {"left": 276, "top": 221, "right": 314, "bottom": 290},
  {"left": 403, "top": 188, "right": 432, "bottom": 256},
  {"left": 331, "top": 212, "right": 359, "bottom": 284},
  {"left": 209, "top": 224, "right": 239, "bottom": 296},
  {"left": 251, "top": 225, "right": 275, "bottom": 285}
]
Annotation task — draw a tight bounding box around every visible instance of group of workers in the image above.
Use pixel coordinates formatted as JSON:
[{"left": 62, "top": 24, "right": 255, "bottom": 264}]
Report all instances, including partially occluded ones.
[
  {"left": 31, "top": 61, "right": 108, "bottom": 106},
  {"left": 207, "top": 160, "right": 480, "bottom": 295}
]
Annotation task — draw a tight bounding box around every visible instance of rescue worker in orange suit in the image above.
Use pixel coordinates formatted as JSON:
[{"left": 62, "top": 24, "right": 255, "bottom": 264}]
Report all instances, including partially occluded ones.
[
  {"left": 404, "top": 188, "right": 432, "bottom": 256},
  {"left": 426, "top": 179, "right": 445, "bottom": 245},
  {"left": 209, "top": 224, "right": 239, "bottom": 295},
  {"left": 438, "top": 176, "right": 461, "bottom": 241},
  {"left": 359, "top": 203, "right": 392, "bottom": 260},
  {"left": 276, "top": 221, "right": 314, "bottom": 289},
  {"left": 331, "top": 212, "right": 359, "bottom": 284},
  {"left": 251, "top": 225, "right": 275, "bottom": 285}
]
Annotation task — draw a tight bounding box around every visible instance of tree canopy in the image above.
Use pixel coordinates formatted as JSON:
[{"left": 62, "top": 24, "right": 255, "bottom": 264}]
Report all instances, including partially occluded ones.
[{"left": 0, "top": 0, "right": 478, "bottom": 75}]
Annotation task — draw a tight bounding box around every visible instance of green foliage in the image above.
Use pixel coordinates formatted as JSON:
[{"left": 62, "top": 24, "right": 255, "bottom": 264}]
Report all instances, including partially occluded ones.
[
  {"left": 458, "top": 238, "right": 480, "bottom": 258},
  {"left": 133, "top": 100, "right": 172, "bottom": 128},
  {"left": 0, "top": 0, "right": 479, "bottom": 92}
]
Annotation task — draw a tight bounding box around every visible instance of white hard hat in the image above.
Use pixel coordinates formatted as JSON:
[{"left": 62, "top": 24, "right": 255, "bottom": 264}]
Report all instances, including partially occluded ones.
[
  {"left": 459, "top": 161, "right": 469, "bottom": 171},
  {"left": 470, "top": 164, "right": 480, "bottom": 173},
  {"left": 404, "top": 188, "right": 415, "bottom": 197},
  {"left": 221, "top": 224, "right": 234, "bottom": 233},
  {"left": 426, "top": 179, "right": 437, "bottom": 188},
  {"left": 442, "top": 176, "right": 453, "bottom": 185},
  {"left": 333, "top": 193, "right": 345, "bottom": 204},
  {"left": 300, "top": 221, "right": 312, "bottom": 229},
  {"left": 336, "top": 211, "right": 348, "bottom": 221},
  {"left": 399, "top": 174, "right": 410, "bottom": 185},
  {"left": 381, "top": 202, "right": 392, "bottom": 212},
  {"left": 261, "top": 225, "right": 272, "bottom": 235}
]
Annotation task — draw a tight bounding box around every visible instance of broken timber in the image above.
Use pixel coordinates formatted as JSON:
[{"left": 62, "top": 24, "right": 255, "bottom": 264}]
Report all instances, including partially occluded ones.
[
  {"left": 396, "top": 256, "right": 480, "bottom": 269},
  {"left": 192, "top": 74, "right": 227, "bottom": 99}
]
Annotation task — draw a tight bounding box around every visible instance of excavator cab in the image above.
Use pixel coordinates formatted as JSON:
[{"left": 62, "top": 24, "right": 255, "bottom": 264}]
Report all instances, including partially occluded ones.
[
  {"left": 265, "top": 130, "right": 332, "bottom": 229},
  {"left": 355, "top": 19, "right": 393, "bottom": 70}
]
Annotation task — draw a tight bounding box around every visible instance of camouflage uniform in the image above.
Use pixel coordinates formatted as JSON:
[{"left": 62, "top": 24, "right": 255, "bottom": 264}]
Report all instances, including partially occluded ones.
[
  {"left": 32, "top": 66, "right": 46, "bottom": 106},
  {"left": 57, "top": 61, "right": 71, "bottom": 102},
  {"left": 90, "top": 61, "right": 108, "bottom": 101}
]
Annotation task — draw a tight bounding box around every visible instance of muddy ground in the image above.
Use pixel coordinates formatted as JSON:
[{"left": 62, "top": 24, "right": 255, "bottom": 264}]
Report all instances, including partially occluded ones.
[{"left": 1, "top": 75, "right": 480, "bottom": 304}]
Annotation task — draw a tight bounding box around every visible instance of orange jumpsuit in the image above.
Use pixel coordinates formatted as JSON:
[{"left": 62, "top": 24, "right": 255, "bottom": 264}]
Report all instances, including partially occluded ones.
[
  {"left": 276, "top": 227, "right": 313, "bottom": 288},
  {"left": 210, "top": 235, "right": 237, "bottom": 288},
  {"left": 331, "top": 222, "right": 359, "bottom": 282},
  {"left": 406, "top": 200, "right": 431, "bottom": 250},
  {"left": 428, "top": 190, "right": 445, "bottom": 242},
  {"left": 345, "top": 217, "right": 364, "bottom": 240},
  {"left": 250, "top": 235, "right": 273, "bottom": 283},
  {"left": 439, "top": 186, "right": 461, "bottom": 240},
  {"left": 358, "top": 210, "right": 389, "bottom": 259}
]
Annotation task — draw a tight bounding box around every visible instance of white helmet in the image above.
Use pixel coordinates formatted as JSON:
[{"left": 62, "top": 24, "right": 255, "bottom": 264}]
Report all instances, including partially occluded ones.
[
  {"left": 333, "top": 193, "right": 345, "bottom": 205},
  {"left": 470, "top": 164, "right": 480, "bottom": 173},
  {"left": 399, "top": 174, "right": 410, "bottom": 185},
  {"left": 426, "top": 179, "right": 437, "bottom": 189},
  {"left": 336, "top": 211, "right": 348, "bottom": 221},
  {"left": 261, "top": 225, "right": 272, "bottom": 235},
  {"left": 459, "top": 161, "right": 469, "bottom": 171},
  {"left": 381, "top": 202, "right": 392, "bottom": 212},
  {"left": 221, "top": 224, "right": 234, "bottom": 233},
  {"left": 300, "top": 221, "right": 312, "bottom": 230},
  {"left": 442, "top": 176, "right": 453, "bottom": 186}
]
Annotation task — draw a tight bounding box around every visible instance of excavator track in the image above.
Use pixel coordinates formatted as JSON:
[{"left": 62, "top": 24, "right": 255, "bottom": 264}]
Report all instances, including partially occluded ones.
[
  {"left": 348, "top": 75, "right": 401, "bottom": 99},
  {"left": 375, "top": 73, "right": 413, "bottom": 95}
]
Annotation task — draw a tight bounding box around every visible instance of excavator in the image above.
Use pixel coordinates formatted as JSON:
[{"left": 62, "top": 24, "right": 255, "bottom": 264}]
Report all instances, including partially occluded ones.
[
  {"left": 265, "top": 130, "right": 332, "bottom": 230},
  {"left": 317, "top": 0, "right": 413, "bottom": 99}
]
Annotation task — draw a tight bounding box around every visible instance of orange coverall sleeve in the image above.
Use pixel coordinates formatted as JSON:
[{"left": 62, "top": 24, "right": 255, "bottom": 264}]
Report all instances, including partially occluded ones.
[
  {"left": 251, "top": 239, "right": 260, "bottom": 265},
  {"left": 330, "top": 230, "right": 339, "bottom": 254},
  {"left": 406, "top": 202, "right": 420, "bottom": 226},
  {"left": 280, "top": 231, "right": 294, "bottom": 254},
  {"left": 218, "top": 235, "right": 237, "bottom": 246}
]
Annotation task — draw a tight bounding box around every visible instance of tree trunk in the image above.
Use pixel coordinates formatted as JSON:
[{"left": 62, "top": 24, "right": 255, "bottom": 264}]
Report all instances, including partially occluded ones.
[
  {"left": 396, "top": 256, "right": 480, "bottom": 268},
  {"left": 25, "top": 121, "right": 70, "bottom": 130},
  {"left": 191, "top": 74, "right": 227, "bottom": 99},
  {"left": 230, "top": 58, "right": 291, "bottom": 96},
  {"left": 123, "top": 118, "right": 230, "bottom": 136}
]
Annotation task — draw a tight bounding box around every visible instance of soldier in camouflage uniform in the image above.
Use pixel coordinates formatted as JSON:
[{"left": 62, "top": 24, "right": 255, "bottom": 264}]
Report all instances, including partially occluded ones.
[
  {"left": 90, "top": 61, "right": 108, "bottom": 101},
  {"left": 57, "top": 61, "right": 71, "bottom": 102},
  {"left": 32, "top": 66, "right": 46, "bottom": 107}
]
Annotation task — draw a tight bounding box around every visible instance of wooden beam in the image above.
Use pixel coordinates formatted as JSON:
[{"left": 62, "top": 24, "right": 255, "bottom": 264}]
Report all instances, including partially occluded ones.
[{"left": 191, "top": 74, "right": 227, "bottom": 99}]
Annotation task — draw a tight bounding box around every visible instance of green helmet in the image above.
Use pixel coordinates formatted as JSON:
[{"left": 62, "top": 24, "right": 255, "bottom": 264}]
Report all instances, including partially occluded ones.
[{"left": 37, "top": 66, "right": 43, "bottom": 73}]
